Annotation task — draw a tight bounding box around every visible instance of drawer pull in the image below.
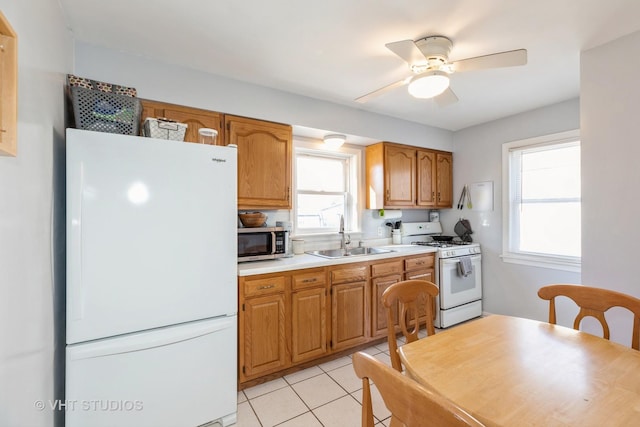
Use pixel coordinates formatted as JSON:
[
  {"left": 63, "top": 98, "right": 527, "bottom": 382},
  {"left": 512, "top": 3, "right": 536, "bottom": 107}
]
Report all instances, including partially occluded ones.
[
  {"left": 409, "top": 273, "right": 430, "bottom": 279},
  {"left": 302, "top": 278, "right": 318, "bottom": 283},
  {"left": 258, "top": 284, "right": 276, "bottom": 290}
]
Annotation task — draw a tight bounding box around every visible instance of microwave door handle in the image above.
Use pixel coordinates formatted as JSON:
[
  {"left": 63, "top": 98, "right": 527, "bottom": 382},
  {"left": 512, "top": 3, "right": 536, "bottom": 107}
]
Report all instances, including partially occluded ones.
[{"left": 271, "top": 231, "right": 277, "bottom": 254}]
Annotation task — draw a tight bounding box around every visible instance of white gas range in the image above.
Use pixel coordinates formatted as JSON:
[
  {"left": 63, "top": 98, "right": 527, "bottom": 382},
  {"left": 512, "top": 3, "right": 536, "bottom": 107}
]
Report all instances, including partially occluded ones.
[{"left": 401, "top": 222, "right": 482, "bottom": 328}]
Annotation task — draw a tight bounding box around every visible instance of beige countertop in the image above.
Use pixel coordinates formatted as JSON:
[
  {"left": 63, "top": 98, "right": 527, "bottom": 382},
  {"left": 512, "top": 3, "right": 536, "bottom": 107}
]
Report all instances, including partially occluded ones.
[{"left": 237, "top": 245, "right": 437, "bottom": 276}]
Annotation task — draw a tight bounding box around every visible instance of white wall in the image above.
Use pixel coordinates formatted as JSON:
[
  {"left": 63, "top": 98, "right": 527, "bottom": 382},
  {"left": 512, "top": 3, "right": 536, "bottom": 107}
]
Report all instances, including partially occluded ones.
[
  {"left": 0, "top": 1, "right": 73, "bottom": 426},
  {"left": 441, "top": 98, "right": 581, "bottom": 321},
  {"left": 581, "top": 30, "right": 640, "bottom": 345},
  {"left": 73, "top": 43, "right": 453, "bottom": 151}
]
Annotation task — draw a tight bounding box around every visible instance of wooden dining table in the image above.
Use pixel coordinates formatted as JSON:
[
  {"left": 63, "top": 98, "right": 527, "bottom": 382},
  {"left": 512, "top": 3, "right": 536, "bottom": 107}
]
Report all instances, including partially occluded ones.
[{"left": 398, "top": 314, "right": 640, "bottom": 426}]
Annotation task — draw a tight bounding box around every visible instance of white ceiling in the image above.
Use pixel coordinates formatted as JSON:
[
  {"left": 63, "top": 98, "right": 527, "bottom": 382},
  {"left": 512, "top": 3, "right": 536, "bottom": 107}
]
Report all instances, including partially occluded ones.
[{"left": 59, "top": 0, "right": 640, "bottom": 131}]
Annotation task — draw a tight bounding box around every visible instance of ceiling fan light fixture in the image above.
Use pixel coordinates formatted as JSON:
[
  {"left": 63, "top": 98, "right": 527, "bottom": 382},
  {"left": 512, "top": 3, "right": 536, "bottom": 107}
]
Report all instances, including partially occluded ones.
[
  {"left": 407, "top": 70, "right": 450, "bottom": 99},
  {"left": 323, "top": 134, "right": 346, "bottom": 148}
]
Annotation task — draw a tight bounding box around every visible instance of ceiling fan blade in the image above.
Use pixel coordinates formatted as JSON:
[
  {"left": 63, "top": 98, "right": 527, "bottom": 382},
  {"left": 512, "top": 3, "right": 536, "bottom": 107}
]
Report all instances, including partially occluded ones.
[
  {"left": 434, "top": 87, "right": 458, "bottom": 107},
  {"left": 385, "top": 40, "right": 426, "bottom": 65},
  {"left": 451, "top": 49, "right": 527, "bottom": 73},
  {"left": 355, "top": 77, "right": 411, "bottom": 103}
]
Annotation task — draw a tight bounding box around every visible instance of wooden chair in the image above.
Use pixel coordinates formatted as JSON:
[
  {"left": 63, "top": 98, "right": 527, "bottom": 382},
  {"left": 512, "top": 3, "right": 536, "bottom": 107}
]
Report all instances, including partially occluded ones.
[
  {"left": 381, "top": 279, "right": 439, "bottom": 371},
  {"left": 538, "top": 283, "right": 640, "bottom": 349},
  {"left": 352, "top": 351, "right": 485, "bottom": 427}
]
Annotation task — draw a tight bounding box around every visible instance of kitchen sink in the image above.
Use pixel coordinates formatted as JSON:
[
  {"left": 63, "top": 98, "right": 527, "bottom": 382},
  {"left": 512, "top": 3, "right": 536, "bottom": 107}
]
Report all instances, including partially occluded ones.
[{"left": 306, "top": 247, "right": 394, "bottom": 259}]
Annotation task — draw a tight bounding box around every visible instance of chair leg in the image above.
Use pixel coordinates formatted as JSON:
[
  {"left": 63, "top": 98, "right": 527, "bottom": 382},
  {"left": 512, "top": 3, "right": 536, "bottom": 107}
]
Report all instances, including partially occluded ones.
[{"left": 362, "top": 378, "right": 374, "bottom": 427}]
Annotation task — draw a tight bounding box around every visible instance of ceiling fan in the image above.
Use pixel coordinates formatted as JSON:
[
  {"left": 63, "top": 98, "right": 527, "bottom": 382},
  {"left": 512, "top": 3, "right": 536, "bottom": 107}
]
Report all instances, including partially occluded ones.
[{"left": 355, "top": 36, "right": 527, "bottom": 106}]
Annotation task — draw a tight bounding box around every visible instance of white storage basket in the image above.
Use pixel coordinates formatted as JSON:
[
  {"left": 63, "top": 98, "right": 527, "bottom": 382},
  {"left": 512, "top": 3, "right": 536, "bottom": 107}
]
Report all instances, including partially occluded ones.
[{"left": 143, "top": 118, "right": 188, "bottom": 141}]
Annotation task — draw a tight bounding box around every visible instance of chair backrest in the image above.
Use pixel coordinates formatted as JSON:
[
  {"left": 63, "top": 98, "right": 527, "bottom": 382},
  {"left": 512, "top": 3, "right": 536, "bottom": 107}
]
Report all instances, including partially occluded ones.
[
  {"left": 538, "top": 283, "right": 640, "bottom": 350},
  {"left": 352, "top": 351, "right": 486, "bottom": 427},
  {"left": 381, "top": 279, "right": 439, "bottom": 371}
]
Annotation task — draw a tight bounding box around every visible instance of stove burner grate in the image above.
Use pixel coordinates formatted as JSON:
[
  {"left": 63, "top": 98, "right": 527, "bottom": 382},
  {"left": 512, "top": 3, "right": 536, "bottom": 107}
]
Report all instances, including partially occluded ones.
[{"left": 410, "top": 240, "right": 471, "bottom": 248}]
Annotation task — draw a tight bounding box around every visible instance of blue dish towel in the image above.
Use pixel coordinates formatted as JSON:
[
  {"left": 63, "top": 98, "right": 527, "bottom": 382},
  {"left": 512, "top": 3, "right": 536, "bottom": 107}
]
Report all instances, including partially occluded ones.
[{"left": 457, "top": 256, "right": 472, "bottom": 277}]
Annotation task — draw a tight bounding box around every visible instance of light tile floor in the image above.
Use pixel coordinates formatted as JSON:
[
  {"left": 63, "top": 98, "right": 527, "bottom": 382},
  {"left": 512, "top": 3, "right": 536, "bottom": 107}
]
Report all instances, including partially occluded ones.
[{"left": 232, "top": 331, "right": 427, "bottom": 427}]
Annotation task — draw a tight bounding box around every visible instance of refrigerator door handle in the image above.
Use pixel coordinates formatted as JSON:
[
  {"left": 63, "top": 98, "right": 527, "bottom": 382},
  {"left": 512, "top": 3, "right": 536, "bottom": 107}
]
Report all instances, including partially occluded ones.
[
  {"left": 69, "top": 161, "right": 85, "bottom": 321},
  {"left": 68, "top": 317, "right": 235, "bottom": 360}
]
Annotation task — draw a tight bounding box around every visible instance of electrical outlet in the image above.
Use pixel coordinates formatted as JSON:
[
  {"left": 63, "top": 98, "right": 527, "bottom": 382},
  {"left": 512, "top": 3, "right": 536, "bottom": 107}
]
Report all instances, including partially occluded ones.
[{"left": 377, "top": 226, "right": 383, "bottom": 237}]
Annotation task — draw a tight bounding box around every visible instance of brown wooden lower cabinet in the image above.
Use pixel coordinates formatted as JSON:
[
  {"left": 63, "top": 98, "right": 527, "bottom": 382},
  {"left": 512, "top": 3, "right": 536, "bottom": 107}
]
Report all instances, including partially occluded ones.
[
  {"left": 404, "top": 254, "right": 436, "bottom": 321},
  {"left": 239, "top": 273, "right": 289, "bottom": 382},
  {"left": 291, "top": 268, "right": 328, "bottom": 363},
  {"left": 371, "top": 274, "right": 402, "bottom": 337},
  {"left": 241, "top": 293, "right": 288, "bottom": 379},
  {"left": 370, "top": 258, "right": 404, "bottom": 338},
  {"left": 238, "top": 252, "right": 436, "bottom": 386},
  {"left": 331, "top": 281, "right": 369, "bottom": 350}
]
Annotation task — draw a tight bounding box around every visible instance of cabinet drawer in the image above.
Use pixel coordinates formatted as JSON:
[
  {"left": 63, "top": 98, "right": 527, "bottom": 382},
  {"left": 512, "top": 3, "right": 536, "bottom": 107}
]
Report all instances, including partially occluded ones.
[
  {"left": 292, "top": 269, "right": 326, "bottom": 291},
  {"left": 405, "top": 269, "right": 434, "bottom": 282},
  {"left": 371, "top": 260, "right": 403, "bottom": 277},
  {"left": 330, "top": 265, "right": 368, "bottom": 284},
  {"left": 405, "top": 255, "right": 434, "bottom": 271},
  {"left": 244, "top": 276, "right": 286, "bottom": 297}
]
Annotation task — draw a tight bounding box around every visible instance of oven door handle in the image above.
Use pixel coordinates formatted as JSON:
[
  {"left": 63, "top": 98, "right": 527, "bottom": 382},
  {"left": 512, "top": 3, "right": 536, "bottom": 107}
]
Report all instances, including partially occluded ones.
[{"left": 442, "top": 255, "right": 481, "bottom": 265}]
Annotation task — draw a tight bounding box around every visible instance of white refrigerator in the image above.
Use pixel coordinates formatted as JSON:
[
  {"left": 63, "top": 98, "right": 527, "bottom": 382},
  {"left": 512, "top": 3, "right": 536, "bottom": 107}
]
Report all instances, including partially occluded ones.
[{"left": 65, "top": 129, "right": 237, "bottom": 427}]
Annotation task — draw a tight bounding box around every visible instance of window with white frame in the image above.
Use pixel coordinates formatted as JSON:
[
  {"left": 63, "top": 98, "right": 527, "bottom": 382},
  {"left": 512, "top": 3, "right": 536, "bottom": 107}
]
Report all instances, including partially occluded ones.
[
  {"left": 502, "top": 130, "right": 581, "bottom": 271},
  {"left": 294, "top": 141, "right": 359, "bottom": 235}
]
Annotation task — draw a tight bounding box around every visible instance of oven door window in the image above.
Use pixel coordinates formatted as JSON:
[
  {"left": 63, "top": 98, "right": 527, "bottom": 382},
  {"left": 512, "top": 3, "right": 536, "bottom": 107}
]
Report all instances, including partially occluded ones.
[
  {"left": 440, "top": 255, "right": 482, "bottom": 309},
  {"left": 238, "top": 233, "right": 273, "bottom": 256}
]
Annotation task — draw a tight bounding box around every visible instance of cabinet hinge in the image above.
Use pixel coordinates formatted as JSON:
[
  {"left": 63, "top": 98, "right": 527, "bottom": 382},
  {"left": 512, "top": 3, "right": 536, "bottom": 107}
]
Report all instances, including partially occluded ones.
[
  {"left": 242, "top": 366, "right": 245, "bottom": 374},
  {"left": 242, "top": 303, "right": 245, "bottom": 311}
]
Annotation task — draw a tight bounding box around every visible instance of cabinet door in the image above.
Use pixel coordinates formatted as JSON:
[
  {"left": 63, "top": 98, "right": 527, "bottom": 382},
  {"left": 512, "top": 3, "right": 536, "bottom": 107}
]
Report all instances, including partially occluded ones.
[
  {"left": 371, "top": 274, "right": 402, "bottom": 337},
  {"left": 292, "top": 287, "right": 327, "bottom": 363},
  {"left": 404, "top": 269, "right": 436, "bottom": 321},
  {"left": 140, "top": 100, "right": 224, "bottom": 144},
  {"left": 436, "top": 152, "right": 453, "bottom": 208},
  {"left": 384, "top": 145, "right": 416, "bottom": 207},
  {"left": 417, "top": 149, "right": 437, "bottom": 207},
  {"left": 331, "top": 281, "right": 369, "bottom": 350},
  {"left": 226, "top": 115, "right": 292, "bottom": 209},
  {"left": 240, "top": 293, "right": 287, "bottom": 380}
]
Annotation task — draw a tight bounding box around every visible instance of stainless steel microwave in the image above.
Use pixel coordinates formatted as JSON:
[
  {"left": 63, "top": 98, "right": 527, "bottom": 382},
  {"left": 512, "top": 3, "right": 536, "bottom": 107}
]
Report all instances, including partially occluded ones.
[{"left": 238, "top": 227, "right": 289, "bottom": 262}]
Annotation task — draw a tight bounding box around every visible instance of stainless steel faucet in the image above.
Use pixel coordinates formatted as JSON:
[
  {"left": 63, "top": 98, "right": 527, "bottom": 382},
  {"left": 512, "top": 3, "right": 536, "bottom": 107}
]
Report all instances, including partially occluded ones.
[{"left": 339, "top": 215, "right": 351, "bottom": 250}]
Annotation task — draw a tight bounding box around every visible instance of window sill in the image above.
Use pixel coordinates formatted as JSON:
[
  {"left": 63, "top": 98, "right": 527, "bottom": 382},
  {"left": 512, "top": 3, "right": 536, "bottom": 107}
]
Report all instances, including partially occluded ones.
[{"left": 500, "top": 252, "right": 581, "bottom": 273}]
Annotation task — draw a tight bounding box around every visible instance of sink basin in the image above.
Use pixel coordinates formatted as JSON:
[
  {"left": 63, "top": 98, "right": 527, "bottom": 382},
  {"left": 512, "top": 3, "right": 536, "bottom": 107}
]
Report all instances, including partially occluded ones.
[{"left": 306, "top": 247, "right": 394, "bottom": 259}]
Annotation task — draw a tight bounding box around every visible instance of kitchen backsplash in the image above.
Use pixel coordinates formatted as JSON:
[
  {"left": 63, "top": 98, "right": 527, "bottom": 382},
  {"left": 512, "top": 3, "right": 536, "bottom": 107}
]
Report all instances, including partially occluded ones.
[{"left": 239, "top": 208, "right": 438, "bottom": 252}]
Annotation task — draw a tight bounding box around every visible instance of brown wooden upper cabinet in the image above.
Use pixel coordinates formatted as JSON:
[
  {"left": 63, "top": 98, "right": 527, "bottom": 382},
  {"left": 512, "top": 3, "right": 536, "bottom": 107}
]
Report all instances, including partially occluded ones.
[
  {"left": 435, "top": 151, "right": 453, "bottom": 208},
  {"left": 140, "top": 100, "right": 224, "bottom": 144},
  {"left": 366, "top": 142, "right": 452, "bottom": 209},
  {"left": 225, "top": 115, "right": 292, "bottom": 210}
]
